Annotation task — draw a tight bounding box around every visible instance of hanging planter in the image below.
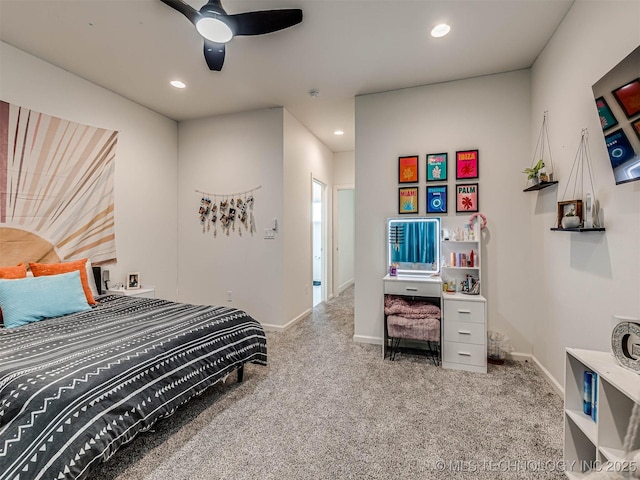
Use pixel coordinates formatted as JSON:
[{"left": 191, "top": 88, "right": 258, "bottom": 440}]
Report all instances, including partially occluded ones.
[
  {"left": 523, "top": 111, "right": 558, "bottom": 192},
  {"left": 551, "top": 129, "right": 605, "bottom": 232}
]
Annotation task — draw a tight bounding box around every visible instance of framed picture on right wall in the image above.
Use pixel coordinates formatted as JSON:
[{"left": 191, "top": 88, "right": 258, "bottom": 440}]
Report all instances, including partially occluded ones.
[{"left": 456, "top": 183, "right": 478, "bottom": 213}]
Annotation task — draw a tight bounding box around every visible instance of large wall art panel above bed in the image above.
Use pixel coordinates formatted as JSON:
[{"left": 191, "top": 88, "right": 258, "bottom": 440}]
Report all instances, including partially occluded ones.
[{"left": 0, "top": 101, "right": 118, "bottom": 266}]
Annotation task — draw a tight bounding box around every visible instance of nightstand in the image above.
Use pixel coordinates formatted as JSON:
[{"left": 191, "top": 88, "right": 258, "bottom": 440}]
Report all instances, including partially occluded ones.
[{"left": 105, "top": 287, "right": 155, "bottom": 299}]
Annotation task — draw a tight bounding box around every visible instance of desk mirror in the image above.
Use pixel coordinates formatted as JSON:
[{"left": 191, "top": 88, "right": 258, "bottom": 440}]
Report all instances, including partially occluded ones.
[{"left": 387, "top": 217, "right": 440, "bottom": 276}]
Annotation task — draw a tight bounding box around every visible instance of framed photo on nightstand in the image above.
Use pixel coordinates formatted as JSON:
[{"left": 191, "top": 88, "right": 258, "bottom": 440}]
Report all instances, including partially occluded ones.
[{"left": 126, "top": 272, "right": 141, "bottom": 290}]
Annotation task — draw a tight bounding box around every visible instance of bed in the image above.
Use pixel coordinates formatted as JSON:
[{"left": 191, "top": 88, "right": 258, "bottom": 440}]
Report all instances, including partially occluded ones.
[{"left": 0, "top": 292, "right": 267, "bottom": 480}]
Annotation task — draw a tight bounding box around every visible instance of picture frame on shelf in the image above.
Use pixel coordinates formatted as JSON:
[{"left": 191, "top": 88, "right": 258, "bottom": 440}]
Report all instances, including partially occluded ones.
[
  {"left": 398, "top": 155, "right": 419, "bottom": 183},
  {"left": 632, "top": 118, "right": 640, "bottom": 141},
  {"left": 556, "top": 200, "right": 583, "bottom": 229},
  {"left": 595, "top": 96, "right": 618, "bottom": 130},
  {"left": 426, "top": 185, "right": 448, "bottom": 213},
  {"left": 456, "top": 149, "right": 479, "bottom": 179},
  {"left": 398, "top": 186, "right": 419, "bottom": 214},
  {"left": 126, "top": 272, "right": 141, "bottom": 290},
  {"left": 611, "top": 77, "right": 640, "bottom": 118},
  {"left": 426, "top": 153, "right": 448, "bottom": 181},
  {"left": 456, "top": 183, "right": 478, "bottom": 213}
]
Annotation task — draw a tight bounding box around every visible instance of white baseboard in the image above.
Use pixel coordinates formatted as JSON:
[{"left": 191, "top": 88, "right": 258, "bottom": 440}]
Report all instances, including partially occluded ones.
[
  {"left": 338, "top": 279, "right": 354, "bottom": 295},
  {"left": 261, "top": 308, "right": 312, "bottom": 332},
  {"left": 353, "top": 334, "right": 382, "bottom": 345},
  {"left": 509, "top": 352, "right": 564, "bottom": 397}
]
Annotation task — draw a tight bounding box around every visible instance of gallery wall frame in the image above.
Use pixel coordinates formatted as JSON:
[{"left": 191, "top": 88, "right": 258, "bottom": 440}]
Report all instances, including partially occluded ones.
[
  {"left": 632, "top": 118, "right": 640, "bottom": 142},
  {"left": 612, "top": 77, "right": 640, "bottom": 118},
  {"left": 426, "top": 153, "right": 448, "bottom": 182},
  {"left": 456, "top": 183, "right": 478, "bottom": 213},
  {"left": 398, "top": 155, "right": 419, "bottom": 183},
  {"left": 595, "top": 96, "right": 618, "bottom": 130},
  {"left": 605, "top": 128, "right": 635, "bottom": 168},
  {"left": 426, "top": 185, "right": 448, "bottom": 214},
  {"left": 456, "top": 150, "right": 479, "bottom": 179},
  {"left": 398, "top": 187, "right": 419, "bottom": 214}
]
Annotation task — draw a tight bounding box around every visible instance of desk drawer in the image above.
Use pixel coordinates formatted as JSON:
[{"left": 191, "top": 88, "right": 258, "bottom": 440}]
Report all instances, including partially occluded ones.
[
  {"left": 444, "top": 320, "right": 485, "bottom": 344},
  {"left": 443, "top": 299, "right": 485, "bottom": 324},
  {"left": 443, "top": 341, "right": 486, "bottom": 366},
  {"left": 384, "top": 280, "right": 441, "bottom": 297}
]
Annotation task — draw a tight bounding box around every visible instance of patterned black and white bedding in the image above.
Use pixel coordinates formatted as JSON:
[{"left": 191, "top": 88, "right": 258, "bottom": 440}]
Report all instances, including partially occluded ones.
[{"left": 0, "top": 294, "right": 267, "bottom": 480}]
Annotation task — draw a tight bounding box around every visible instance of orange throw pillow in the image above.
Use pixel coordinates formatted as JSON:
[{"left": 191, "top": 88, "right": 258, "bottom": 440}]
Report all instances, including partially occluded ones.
[
  {"left": 0, "top": 263, "right": 28, "bottom": 279},
  {"left": 29, "top": 259, "right": 97, "bottom": 305}
]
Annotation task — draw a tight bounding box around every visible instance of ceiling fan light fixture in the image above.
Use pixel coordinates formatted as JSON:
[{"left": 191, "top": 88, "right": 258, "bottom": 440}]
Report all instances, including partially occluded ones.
[
  {"left": 431, "top": 23, "right": 451, "bottom": 38},
  {"left": 196, "top": 16, "right": 233, "bottom": 43}
]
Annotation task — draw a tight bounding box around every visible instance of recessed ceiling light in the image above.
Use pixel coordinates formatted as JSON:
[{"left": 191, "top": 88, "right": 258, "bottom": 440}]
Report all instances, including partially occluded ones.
[
  {"left": 334, "top": 130, "right": 344, "bottom": 136},
  {"left": 170, "top": 80, "right": 186, "bottom": 89},
  {"left": 431, "top": 23, "right": 451, "bottom": 38}
]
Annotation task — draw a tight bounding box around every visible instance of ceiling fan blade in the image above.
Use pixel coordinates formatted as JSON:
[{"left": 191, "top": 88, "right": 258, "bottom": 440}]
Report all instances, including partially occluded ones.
[
  {"left": 204, "top": 40, "right": 225, "bottom": 71},
  {"left": 159, "top": 0, "right": 200, "bottom": 24},
  {"left": 230, "top": 9, "right": 303, "bottom": 36}
]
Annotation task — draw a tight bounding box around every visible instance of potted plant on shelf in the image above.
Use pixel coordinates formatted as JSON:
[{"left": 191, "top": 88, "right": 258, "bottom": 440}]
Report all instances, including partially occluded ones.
[
  {"left": 561, "top": 210, "right": 581, "bottom": 229},
  {"left": 523, "top": 159, "right": 546, "bottom": 184}
]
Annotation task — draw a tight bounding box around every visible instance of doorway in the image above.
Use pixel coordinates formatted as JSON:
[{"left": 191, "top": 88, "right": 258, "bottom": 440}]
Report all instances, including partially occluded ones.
[{"left": 312, "top": 179, "right": 327, "bottom": 307}]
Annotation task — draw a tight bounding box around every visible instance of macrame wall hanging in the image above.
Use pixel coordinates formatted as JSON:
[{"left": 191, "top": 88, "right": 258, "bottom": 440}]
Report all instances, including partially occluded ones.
[{"left": 196, "top": 185, "right": 261, "bottom": 237}]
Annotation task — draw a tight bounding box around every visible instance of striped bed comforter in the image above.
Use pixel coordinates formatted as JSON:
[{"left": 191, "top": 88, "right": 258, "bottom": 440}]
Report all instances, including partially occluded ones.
[{"left": 0, "top": 295, "right": 267, "bottom": 480}]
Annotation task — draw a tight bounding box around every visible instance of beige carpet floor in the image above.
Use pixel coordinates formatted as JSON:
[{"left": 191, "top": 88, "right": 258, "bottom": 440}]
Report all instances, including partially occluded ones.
[{"left": 93, "top": 286, "right": 565, "bottom": 479}]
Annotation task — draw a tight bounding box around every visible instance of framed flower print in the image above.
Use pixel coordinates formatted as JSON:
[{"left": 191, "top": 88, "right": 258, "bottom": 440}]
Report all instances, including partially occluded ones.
[
  {"left": 398, "top": 155, "right": 419, "bottom": 183},
  {"left": 456, "top": 183, "right": 478, "bottom": 213},
  {"left": 426, "top": 153, "right": 447, "bottom": 182},
  {"left": 456, "top": 150, "right": 478, "bottom": 179}
]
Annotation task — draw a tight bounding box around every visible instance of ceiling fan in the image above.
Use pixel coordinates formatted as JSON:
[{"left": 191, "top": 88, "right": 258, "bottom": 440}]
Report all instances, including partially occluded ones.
[{"left": 160, "top": 0, "right": 303, "bottom": 71}]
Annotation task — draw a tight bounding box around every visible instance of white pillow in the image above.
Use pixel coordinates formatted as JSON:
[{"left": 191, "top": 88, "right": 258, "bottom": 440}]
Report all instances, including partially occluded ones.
[{"left": 85, "top": 259, "right": 99, "bottom": 297}]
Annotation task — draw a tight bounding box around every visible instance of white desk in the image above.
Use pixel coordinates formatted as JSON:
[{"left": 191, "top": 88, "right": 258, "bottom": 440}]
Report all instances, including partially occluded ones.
[
  {"left": 383, "top": 275, "right": 487, "bottom": 373},
  {"left": 383, "top": 275, "right": 442, "bottom": 360}
]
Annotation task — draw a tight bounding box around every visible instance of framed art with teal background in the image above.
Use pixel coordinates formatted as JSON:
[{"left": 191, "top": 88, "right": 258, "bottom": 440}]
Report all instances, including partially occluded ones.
[{"left": 426, "top": 153, "right": 447, "bottom": 181}]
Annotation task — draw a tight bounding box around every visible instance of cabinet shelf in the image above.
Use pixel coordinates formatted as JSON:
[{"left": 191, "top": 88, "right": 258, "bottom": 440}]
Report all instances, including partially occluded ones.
[
  {"left": 523, "top": 180, "right": 558, "bottom": 192},
  {"left": 564, "top": 348, "right": 640, "bottom": 477},
  {"left": 442, "top": 266, "right": 479, "bottom": 270},
  {"left": 550, "top": 227, "right": 606, "bottom": 232}
]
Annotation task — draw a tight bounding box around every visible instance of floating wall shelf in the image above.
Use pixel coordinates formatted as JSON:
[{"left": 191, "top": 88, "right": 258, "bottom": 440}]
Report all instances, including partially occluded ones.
[
  {"left": 523, "top": 181, "right": 558, "bottom": 192},
  {"left": 550, "top": 227, "right": 606, "bottom": 233}
]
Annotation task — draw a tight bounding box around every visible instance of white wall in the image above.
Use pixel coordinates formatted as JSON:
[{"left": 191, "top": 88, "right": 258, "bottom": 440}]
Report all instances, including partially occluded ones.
[
  {"left": 283, "top": 110, "right": 334, "bottom": 321},
  {"left": 334, "top": 151, "right": 355, "bottom": 185},
  {"left": 354, "top": 70, "right": 533, "bottom": 349},
  {"left": 335, "top": 188, "right": 355, "bottom": 292},
  {"left": 0, "top": 41, "right": 179, "bottom": 300},
  {"left": 529, "top": 0, "right": 640, "bottom": 384},
  {"left": 176, "top": 108, "right": 285, "bottom": 327},
  {"left": 333, "top": 151, "right": 355, "bottom": 295}
]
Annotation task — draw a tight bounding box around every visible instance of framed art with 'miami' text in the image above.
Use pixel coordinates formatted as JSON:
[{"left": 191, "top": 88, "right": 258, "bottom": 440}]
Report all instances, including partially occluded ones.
[{"left": 399, "top": 187, "right": 419, "bottom": 214}]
